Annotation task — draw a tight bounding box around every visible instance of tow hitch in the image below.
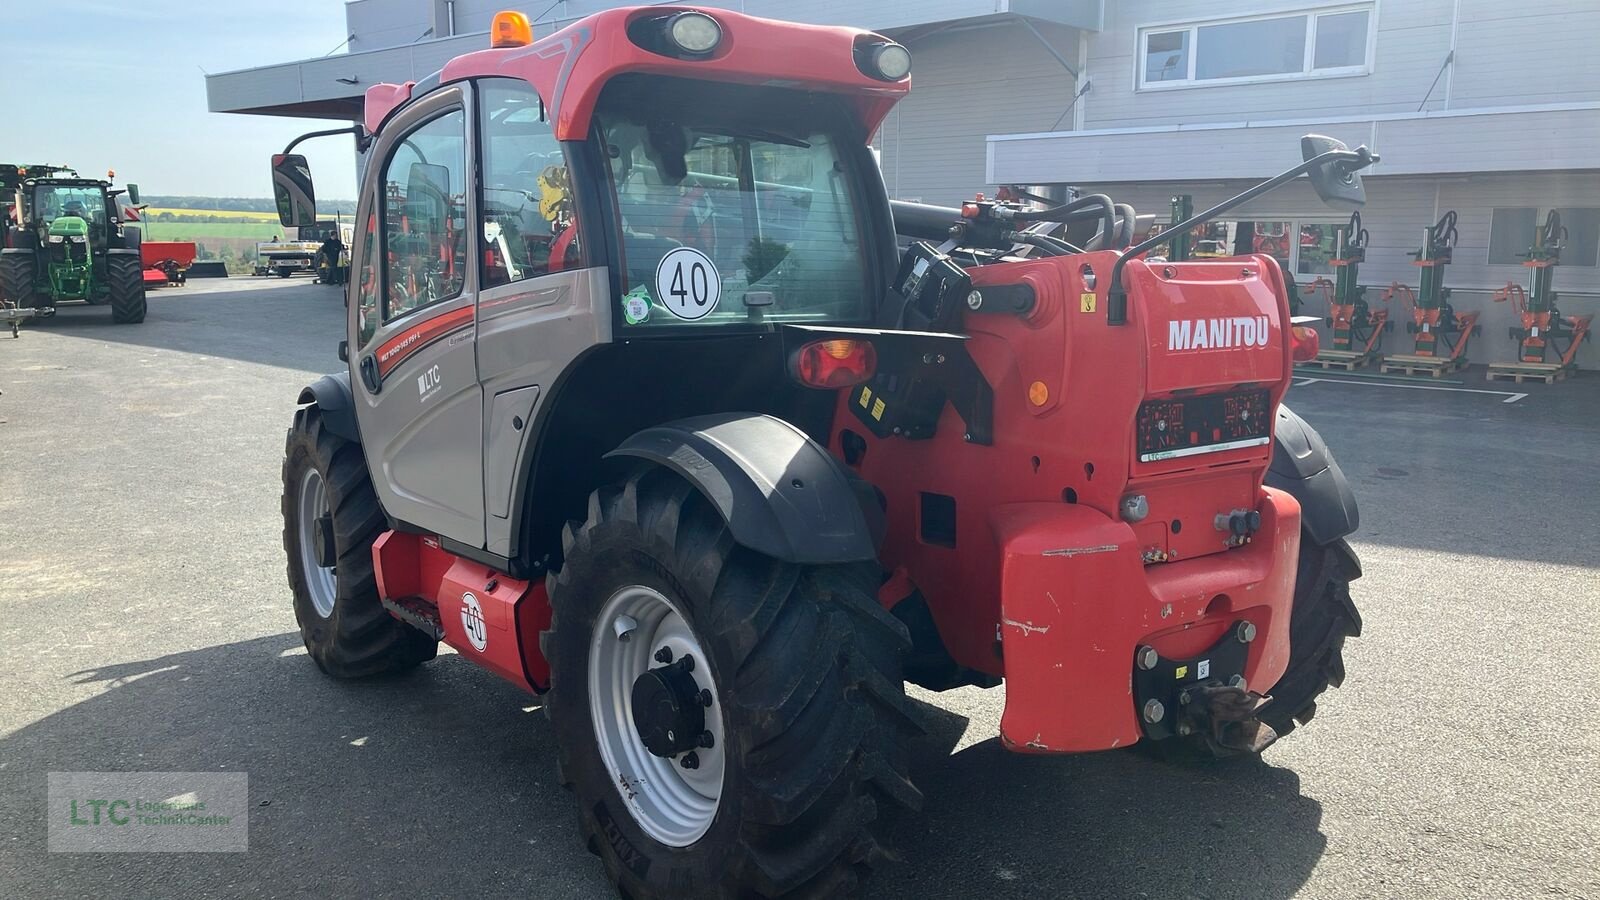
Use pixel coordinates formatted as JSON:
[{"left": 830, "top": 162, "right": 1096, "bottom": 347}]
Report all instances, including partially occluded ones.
[{"left": 1133, "top": 620, "right": 1279, "bottom": 754}]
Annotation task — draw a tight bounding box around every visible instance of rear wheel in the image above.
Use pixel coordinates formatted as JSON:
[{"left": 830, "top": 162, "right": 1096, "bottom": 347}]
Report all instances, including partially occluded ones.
[
  {"left": 543, "top": 467, "right": 921, "bottom": 899},
  {"left": 1259, "top": 535, "right": 1362, "bottom": 738},
  {"left": 282, "top": 406, "right": 436, "bottom": 677},
  {"left": 108, "top": 255, "right": 146, "bottom": 324}
]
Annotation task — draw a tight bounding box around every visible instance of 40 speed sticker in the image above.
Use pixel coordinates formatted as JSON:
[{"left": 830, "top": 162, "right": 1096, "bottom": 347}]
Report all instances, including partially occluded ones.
[{"left": 655, "top": 246, "right": 720, "bottom": 321}]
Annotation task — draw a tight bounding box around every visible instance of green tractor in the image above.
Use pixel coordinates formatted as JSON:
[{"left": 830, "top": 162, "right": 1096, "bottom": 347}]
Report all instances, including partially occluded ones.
[{"left": 1, "top": 172, "right": 146, "bottom": 323}]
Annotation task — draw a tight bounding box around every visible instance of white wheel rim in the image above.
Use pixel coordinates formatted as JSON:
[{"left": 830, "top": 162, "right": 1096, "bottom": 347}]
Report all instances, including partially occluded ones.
[
  {"left": 297, "top": 468, "right": 338, "bottom": 618},
  {"left": 588, "top": 585, "right": 725, "bottom": 847}
]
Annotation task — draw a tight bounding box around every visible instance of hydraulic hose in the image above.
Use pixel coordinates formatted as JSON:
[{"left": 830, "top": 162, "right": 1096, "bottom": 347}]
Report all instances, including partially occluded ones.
[
  {"left": 1016, "top": 232, "right": 1082, "bottom": 256},
  {"left": 1013, "top": 193, "right": 1116, "bottom": 250},
  {"left": 1114, "top": 203, "right": 1137, "bottom": 249}
]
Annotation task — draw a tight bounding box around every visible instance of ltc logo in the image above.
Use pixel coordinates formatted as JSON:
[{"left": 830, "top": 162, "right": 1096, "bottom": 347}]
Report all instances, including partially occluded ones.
[
  {"left": 416, "top": 365, "right": 442, "bottom": 399},
  {"left": 460, "top": 592, "right": 488, "bottom": 652},
  {"left": 1168, "top": 316, "right": 1271, "bottom": 351}
]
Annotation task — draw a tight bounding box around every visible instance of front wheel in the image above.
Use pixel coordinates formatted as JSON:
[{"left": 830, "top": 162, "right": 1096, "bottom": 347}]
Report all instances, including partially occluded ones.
[
  {"left": 107, "top": 255, "right": 147, "bottom": 324},
  {"left": 281, "top": 406, "right": 436, "bottom": 677},
  {"left": 543, "top": 467, "right": 921, "bottom": 899},
  {"left": 0, "top": 253, "right": 39, "bottom": 308}
]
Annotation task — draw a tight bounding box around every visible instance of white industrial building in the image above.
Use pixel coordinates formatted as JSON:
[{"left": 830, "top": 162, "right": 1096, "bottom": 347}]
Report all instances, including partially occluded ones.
[{"left": 208, "top": 0, "right": 1600, "bottom": 365}]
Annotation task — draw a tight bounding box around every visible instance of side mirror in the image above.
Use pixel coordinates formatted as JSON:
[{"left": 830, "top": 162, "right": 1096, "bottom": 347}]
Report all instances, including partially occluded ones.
[
  {"left": 271, "top": 153, "right": 318, "bottom": 228},
  {"left": 405, "top": 162, "right": 451, "bottom": 233},
  {"left": 125, "top": 183, "right": 141, "bottom": 205},
  {"left": 1302, "top": 134, "right": 1368, "bottom": 211}
]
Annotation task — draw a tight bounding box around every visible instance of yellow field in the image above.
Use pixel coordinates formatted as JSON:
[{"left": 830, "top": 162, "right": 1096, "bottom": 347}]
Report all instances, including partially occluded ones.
[{"left": 143, "top": 207, "right": 280, "bottom": 221}]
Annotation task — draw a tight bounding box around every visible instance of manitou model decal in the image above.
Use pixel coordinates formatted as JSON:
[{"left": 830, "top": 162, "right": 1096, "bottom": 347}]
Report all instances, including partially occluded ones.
[{"left": 1168, "top": 316, "right": 1272, "bottom": 351}]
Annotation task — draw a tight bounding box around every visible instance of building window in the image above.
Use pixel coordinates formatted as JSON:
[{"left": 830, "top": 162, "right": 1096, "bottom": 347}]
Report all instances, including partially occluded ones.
[
  {"left": 1138, "top": 6, "right": 1372, "bottom": 89},
  {"left": 1489, "top": 207, "right": 1600, "bottom": 267}
]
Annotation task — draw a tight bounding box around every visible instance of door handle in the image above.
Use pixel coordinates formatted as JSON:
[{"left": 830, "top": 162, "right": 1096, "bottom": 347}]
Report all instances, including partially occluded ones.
[{"left": 359, "top": 355, "right": 381, "bottom": 394}]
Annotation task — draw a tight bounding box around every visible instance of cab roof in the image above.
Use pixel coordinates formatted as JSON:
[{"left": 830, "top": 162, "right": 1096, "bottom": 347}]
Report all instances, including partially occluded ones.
[{"left": 363, "top": 6, "right": 909, "bottom": 141}]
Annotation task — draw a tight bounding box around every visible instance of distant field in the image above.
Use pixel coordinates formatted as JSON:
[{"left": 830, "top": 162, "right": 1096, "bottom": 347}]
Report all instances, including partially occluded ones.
[
  {"left": 137, "top": 222, "right": 283, "bottom": 241},
  {"left": 143, "top": 207, "right": 280, "bottom": 222}
]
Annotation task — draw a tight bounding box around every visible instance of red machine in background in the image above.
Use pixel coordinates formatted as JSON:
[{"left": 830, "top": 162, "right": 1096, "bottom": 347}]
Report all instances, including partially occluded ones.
[
  {"left": 1487, "top": 210, "right": 1592, "bottom": 384},
  {"left": 1381, "top": 210, "right": 1480, "bottom": 377},
  {"left": 141, "top": 240, "right": 196, "bottom": 287}
]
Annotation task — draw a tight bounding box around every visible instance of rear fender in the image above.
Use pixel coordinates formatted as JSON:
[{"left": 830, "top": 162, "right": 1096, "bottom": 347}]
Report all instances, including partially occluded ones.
[
  {"left": 607, "top": 413, "right": 881, "bottom": 566},
  {"left": 297, "top": 371, "right": 360, "bottom": 443},
  {"left": 1267, "top": 404, "right": 1358, "bottom": 547}
]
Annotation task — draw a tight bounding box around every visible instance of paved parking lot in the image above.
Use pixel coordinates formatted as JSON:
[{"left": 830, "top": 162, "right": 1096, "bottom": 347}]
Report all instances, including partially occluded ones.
[{"left": 2, "top": 279, "right": 1596, "bottom": 898}]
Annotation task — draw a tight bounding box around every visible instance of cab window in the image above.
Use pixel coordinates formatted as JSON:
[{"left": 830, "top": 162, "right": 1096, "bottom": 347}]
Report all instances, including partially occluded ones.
[
  {"left": 355, "top": 211, "right": 380, "bottom": 345},
  {"left": 596, "top": 75, "right": 874, "bottom": 328},
  {"left": 380, "top": 108, "right": 468, "bottom": 322},
  {"left": 478, "top": 78, "right": 581, "bottom": 288}
]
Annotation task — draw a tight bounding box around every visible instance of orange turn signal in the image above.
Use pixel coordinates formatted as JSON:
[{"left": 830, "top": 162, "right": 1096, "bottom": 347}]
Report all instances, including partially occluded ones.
[
  {"left": 491, "top": 10, "right": 533, "bottom": 48},
  {"left": 790, "top": 339, "right": 877, "bottom": 389}
]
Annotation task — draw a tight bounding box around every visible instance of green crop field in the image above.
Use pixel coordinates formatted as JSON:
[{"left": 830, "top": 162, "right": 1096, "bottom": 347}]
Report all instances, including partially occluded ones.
[{"left": 138, "top": 221, "right": 284, "bottom": 241}]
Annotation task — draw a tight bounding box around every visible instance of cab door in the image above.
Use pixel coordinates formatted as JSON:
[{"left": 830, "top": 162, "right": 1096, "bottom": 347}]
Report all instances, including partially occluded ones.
[{"left": 348, "top": 84, "right": 486, "bottom": 547}]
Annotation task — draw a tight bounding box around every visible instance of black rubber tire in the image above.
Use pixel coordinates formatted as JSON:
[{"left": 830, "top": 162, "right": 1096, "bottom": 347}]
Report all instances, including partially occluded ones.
[
  {"left": 282, "top": 405, "right": 437, "bottom": 678},
  {"left": 0, "top": 253, "right": 39, "bottom": 307},
  {"left": 278, "top": 267, "right": 293, "bottom": 278},
  {"left": 1259, "top": 535, "right": 1362, "bottom": 738},
  {"left": 543, "top": 466, "right": 922, "bottom": 900},
  {"left": 108, "top": 255, "right": 147, "bottom": 324}
]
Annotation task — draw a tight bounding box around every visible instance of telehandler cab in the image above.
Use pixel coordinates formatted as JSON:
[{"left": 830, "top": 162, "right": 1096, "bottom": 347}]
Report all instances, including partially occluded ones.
[{"left": 277, "top": 8, "right": 1367, "bottom": 898}]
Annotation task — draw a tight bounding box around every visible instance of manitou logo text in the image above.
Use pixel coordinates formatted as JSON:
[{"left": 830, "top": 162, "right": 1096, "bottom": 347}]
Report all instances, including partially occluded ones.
[{"left": 1168, "top": 316, "right": 1271, "bottom": 351}]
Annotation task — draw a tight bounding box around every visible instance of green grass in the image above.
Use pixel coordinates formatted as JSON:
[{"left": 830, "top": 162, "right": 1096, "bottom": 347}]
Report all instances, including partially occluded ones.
[{"left": 136, "top": 222, "right": 284, "bottom": 241}]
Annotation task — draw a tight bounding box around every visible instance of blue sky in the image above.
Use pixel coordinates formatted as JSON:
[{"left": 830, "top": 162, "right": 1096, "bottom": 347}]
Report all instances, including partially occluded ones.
[{"left": 10, "top": 1, "right": 361, "bottom": 199}]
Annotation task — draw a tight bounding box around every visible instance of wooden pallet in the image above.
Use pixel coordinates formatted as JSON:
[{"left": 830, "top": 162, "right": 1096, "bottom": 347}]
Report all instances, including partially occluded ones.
[
  {"left": 1485, "top": 362, "right": 1574, "bottom": 384},
  {"left": 1300, "top": 349, "right": 1381, "bottom": 371},
  {"left": 1380, "top": 354, "right": 1466, "bottom": 378}
]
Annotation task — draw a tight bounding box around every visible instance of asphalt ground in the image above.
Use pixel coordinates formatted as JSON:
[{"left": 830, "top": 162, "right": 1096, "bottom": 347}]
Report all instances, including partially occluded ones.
[{"left": 1, "top": 278, "right": 1596, "bottom": 899}]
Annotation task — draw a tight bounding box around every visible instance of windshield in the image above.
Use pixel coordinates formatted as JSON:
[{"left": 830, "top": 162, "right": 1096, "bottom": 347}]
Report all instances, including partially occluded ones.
[
  {"left": 33, "top": 184, "right": 105, "bottom": 227},
  {"left": 597, "top": 77, "right": 874, "bottom": 328}
]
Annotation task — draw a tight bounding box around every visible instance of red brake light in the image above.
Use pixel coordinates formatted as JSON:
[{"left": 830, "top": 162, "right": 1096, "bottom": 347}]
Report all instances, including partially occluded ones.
[
  {"left": 1290, "top": 325, "right": 1321, "bottom": 362},
  {"left": 790, "top": 339, "right": 877, "bottom": 389}
]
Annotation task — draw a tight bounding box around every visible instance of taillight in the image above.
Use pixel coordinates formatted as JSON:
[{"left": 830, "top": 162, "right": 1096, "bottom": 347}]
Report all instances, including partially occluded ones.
[
  {"left": 1290, "top": 324, "right": 1321, "bottom": 361},
  {"left": 790, "top": 339, "right": 877, "bottom": 389}
]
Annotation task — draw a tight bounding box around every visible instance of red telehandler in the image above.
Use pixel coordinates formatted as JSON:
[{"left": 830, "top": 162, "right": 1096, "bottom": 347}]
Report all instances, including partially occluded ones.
[{"left": 275, "top": 8, "right": 1367, "bottom": 897}]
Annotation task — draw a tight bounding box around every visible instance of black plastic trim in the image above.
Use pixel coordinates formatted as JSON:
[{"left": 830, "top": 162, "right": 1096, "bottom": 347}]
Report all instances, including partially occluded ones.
[
  {"left": 296, "top": 372, "right": 361, "bottom": 443},
  {"left": 606, "top": 413, "right": 880, "bottom": 565}
]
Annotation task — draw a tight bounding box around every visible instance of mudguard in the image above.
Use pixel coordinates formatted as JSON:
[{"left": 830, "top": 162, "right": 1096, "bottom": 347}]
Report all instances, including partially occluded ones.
[
  {"left": 297, "top": 371, "right": 361, "bottom": 443},
  {"left": 1267, "top": 403, "right": 1359, "bottom": 547},
  {"left": 606, "top": 413, "right": 882, "bottom": 566}
]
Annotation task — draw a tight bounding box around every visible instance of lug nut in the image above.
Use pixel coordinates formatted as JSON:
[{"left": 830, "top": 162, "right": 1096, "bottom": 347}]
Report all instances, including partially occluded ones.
[
  {"left": 699, "top": 689, "right": 713, "bottom": 708},
  {"left": 680, "top": 752, "right": 700, "bottom": 770},
  {"left": 1237, "top": 621, "right": 1257, "bottom": 643},
  {"left": 1143, "top": 699, "right": 1165, "bottom": 724},
  {"left": 698, "top": 730, "right": 715, "bottom": 749},
  {"left": 654, "top": 646, "right": 673, "bottom": 664},
  {"left": 1177, "top": 721, "right": 1193, "bottom": 736},
  {"left": 1136, "top": 646, "right": 1160, "bottom": 671}
]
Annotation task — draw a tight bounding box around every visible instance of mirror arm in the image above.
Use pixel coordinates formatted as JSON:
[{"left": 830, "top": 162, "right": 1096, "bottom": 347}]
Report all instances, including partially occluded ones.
[
  {"left": 282, "top": 124, "right": 371, "bottom": 156},
  {"left": 1104, "top": 146, "right": 1373, "bottom": 325}
]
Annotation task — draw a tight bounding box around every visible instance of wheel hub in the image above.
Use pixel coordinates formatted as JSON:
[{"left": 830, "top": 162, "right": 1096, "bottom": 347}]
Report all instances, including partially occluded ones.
[
  {"left": 588, "top": 584, "right": 726, "bottom": 847},
  {"left": 630, "top": 656, "right": 706, "bottom": 758}
]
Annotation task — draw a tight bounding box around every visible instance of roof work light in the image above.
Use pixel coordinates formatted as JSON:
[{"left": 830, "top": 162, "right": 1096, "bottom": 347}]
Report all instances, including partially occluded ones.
[{"left": 491, "top": 11, "right": 533, "bottom": 48}]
